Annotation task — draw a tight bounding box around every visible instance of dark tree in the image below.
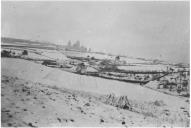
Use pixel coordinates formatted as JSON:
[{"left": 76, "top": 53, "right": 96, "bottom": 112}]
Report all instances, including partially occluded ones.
[{"left": 22, "top": 50, "right": 28, "bottom": 55}]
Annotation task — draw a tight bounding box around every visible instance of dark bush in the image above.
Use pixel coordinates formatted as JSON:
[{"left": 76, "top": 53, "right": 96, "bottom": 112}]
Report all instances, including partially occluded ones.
[
  {"left": 22, "top": 50, "right": 28, "bottom": 55},
  {"left": 1, "top": 50, "right": 11, "bottom": 57}
]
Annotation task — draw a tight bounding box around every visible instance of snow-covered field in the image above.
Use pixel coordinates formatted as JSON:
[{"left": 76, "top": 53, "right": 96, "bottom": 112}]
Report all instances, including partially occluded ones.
[
  {"left": 40, "top": 50, "right": 68, "bottom": 60},
  {"left": 120, "top": 56, "right": 152, "bottom": 64},
  {"left": 1, "top": 58, "right": 190, "bottom": 127},
  {"left": 63, "top": 51, "right": 113, "bottom": 60},
  {"left": 2, "top": 75, "right": 164, "bottom": 127},
  {"left": 63, "top": 51, "right": 152, "bottom": 64},
  {"left": 118, "top": 64, "right": 168, "bottom": 72},
  {"left": 2, "top": 48, "right": 69, "bottom": 61}
]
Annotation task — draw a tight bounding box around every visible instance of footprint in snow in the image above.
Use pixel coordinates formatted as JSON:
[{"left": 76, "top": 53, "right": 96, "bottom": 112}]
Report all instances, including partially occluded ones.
[
  {"left": 28, "top": 122, "right": 36, "bottom": 127},
  {"left": 7, "top": 123, "right": 12, "bottom": 127},
  {"left": 70, "top": 119, "right": 74, "bottom": 122},
  {"left": 100, "top": 119, "right": 104, "bottom": 123},
  {"left": 23, "top": 109, "right": 27, "bottom": 111},
  {"left": 57, "top": 117, "right": 61, "bottom": 122},
  {"left": 84, "top": 103, "right": 90, "bottom": 106},
  {"left": 122, "top": 121, "right": 126, "bottom": 125}
]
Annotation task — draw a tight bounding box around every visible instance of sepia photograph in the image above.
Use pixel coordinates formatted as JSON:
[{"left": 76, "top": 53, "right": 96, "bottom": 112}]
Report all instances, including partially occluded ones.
[{"left": 1, "top": 0, "right": 190, "bottom": 127}]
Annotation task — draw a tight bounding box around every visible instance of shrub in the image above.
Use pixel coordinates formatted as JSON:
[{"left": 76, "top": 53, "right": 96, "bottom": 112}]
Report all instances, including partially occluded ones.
[
  {"left": 102, "top": 93, "right": 132, "bottom": 110},
  {"left": 142, "top": 111, "right": 155, "bottom": 117},
  {"left": 22, "top": 50, "right": 28, "bottom": 55},
  {"left": 1, "top": 50, "right": 11, "bottom": 57},
  {"left": 153, "top": 100, "right": 166, "bottom": 106}
]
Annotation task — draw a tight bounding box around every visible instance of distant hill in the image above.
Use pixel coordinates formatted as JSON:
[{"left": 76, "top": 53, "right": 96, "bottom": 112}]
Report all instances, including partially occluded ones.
[
  {"left": 2, "top": 37, "right": 54, "bottom": 46},
  {"left": 1, "top": 37, "right": 176, "bottom": 65},
  {"left": 1, "top": 37, "right": 65, "bottom": 50}
]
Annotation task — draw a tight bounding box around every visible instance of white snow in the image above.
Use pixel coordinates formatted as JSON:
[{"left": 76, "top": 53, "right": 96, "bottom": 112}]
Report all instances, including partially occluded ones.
[
  {"left": 2, "top": 58, "right": 188, "bottom": 109},
  {"left": 118, "top": 64, "right": 168, "bottom": 72},
  {"left": 41, "top": 50, "right": 68, "bottom": 60},
  {"left": 2, "top": 58, "right": 189, "bottom": 127}
]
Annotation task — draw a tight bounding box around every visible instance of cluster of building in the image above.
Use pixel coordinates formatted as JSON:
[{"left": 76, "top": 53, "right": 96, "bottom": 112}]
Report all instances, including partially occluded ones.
[{"left": 65, "top": 40, "right": 91, "bottom": 52}]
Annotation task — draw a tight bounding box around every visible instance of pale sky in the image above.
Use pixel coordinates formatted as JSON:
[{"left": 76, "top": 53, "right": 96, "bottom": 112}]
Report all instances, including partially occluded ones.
[{"left": 1, "top": 1, "right": 190, "bottom": 64}]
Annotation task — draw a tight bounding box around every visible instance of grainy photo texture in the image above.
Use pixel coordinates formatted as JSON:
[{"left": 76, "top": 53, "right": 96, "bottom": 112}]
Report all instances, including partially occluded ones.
[{"left": 1, "top": 1, "right": 190, "bottom": 127}]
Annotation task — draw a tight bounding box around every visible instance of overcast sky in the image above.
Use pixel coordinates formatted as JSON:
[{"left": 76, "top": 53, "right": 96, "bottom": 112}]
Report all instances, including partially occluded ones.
[{"left": 2, "top": 1, "right": 190, "bottom": 63}]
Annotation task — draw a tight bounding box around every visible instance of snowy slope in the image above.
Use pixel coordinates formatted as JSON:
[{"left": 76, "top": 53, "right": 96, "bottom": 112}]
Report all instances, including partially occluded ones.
[
  {"left": 2, "top": 58, "right": 188, "bottom": 108},
  {"left": 2, "top": 58, "right": 189, "bottom": 127}
]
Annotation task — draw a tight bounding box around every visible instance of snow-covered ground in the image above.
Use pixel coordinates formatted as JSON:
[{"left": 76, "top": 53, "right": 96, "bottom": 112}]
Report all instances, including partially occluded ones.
[
  {"left": 0, "top": 59, "right": 182, "bottom": 103},
  {"left": 2, "top": 48, "right": 69, "bottom": 61},
  {"left": 120, "top": 56, "right": 151, "bottom": 64},
  {"left": 1, "top": 58, "right": 189, "bottom": 127},
  {"left": 63, "top": 51, "right": 112, "bottom": 60},
  {"left": 118, "top": 64, "right": 168, "bottom": 72},
  {"left": 40, "top": 50, "right": 68, "bottom": 60},
  {"left": 2, "top": 75, "right": 166, "bottom": 127},
  {"left": 63, "top": 51, "right": 153, "bottom": 64}
]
